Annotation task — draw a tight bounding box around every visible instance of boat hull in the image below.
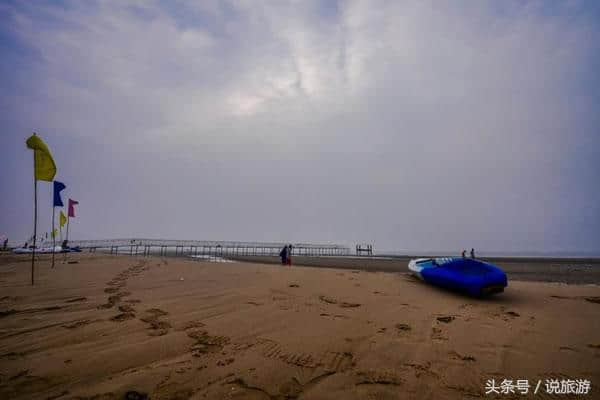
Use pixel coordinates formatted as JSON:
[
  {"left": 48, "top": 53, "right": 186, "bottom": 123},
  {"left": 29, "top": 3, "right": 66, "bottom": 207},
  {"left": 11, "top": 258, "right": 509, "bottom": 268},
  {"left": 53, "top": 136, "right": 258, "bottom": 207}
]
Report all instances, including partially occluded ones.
[
  {"left": 13, "top": 246, "right": 71, "bottom": 254},
  {"left": 408, "top": 257, "right": 507, "bottom": 296}
]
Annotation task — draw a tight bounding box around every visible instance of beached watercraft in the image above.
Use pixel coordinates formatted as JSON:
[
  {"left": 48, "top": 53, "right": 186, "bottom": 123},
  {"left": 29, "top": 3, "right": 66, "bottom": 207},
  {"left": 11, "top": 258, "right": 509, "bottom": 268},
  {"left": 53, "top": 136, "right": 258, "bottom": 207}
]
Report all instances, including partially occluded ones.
[
  {"left": 408, "top": 257, "right": 507, "bottom": 296},
  {"left": 13, "top": 246, "right": 71, "bottom": 254}
]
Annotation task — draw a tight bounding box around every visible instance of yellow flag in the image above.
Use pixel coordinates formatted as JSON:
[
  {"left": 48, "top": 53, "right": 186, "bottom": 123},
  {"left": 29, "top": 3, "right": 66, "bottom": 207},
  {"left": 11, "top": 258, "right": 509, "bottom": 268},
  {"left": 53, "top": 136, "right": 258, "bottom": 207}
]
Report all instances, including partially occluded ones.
[
  {"left": 60, "top": 211, "right": 67, "bottom": 227},
  {"left": 26, "top": 133, "right": 57, "bottom": 181}
]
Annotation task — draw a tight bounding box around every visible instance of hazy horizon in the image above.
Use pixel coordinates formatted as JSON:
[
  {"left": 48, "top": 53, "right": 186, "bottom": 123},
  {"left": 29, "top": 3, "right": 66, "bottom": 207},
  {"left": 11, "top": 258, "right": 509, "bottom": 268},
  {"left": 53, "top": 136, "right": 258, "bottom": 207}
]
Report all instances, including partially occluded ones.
[{"left": 2, "top": 1, "right": 599, "bottom": 255}]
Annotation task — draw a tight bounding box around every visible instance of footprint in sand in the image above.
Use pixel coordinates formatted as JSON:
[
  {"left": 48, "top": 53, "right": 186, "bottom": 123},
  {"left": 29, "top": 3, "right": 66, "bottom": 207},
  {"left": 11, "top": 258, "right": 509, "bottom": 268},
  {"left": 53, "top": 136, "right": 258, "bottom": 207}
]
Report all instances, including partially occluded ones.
[
  {"left": 320, "top": 351, "right": 355, "bottom": 372},
  {"left": 319, "top": 295, "right": 361, "bottom": 308},
  {"left": 431, "top": 316, "right": 455, "bottom": 340},
  {"left": 255, "top": 339, "right": 354, "bottom": 372},
  {"left": 584, "top": 297, "right": 600, "bottom": 304},
  {"left": 334, "top": 314, "right": 350, "bottom": 319},
  {"left": 402, "top": 362, "right": 439, "bottom": 379},
  {"left": 99, "top": 292, "right": 132, "bottom": 309},
  {"left": 0, "top": 306, "right": 62, "bottom": 318},
  {"left": 340, "top": 302, "right": 361, "bottom": 308},
  {"left": 65, "top": 297, "right": 87, "bottom": 303},
  {"left": 124, "top": 391, "right": 149, "bottom": 400},
  {"left": 0, "top": 296, "right": 17, "bottom": 302},
  {"left": 140, "top": 308, "right": 171, "bottom": 336},
  {"left": 187, "top": 330, "right": 230, "bottom": 356},
  {"left": 0, "top": 352, "right": 25, "bottom": 360},
  {"left": 559, "top": 346, "right": 579, "bottom": 352},
  {"left": 257, "top": 339, "right": 318, "bottom": 368},
  {"left": 178, "top": 318, "right": 230, "bottom": 357},
  {"left": 550, "top": 295, "right": 572, "bottom": 300},
  {"left": 119, "top": 305, "right": 135, "bottom": 313},
  {"left": 431, "top": 327, "right": 447, "bottom": 340},
  {"left": 356, "top": 369, "right": 403, "bottom": 386},
  {"left": 488, "top": 308, "right": 521, "bottom": 321},
  {"left": 449, "top": 351, "right": 476, "bottom": 362},
  {"left": 179, "top": 320, "right": 206, "bottom": 331},
  {"left": 319, "top": 295, "right": 337, "bottom": 304},
  {"left": 111, "top": 312, "right": 136, "bottom": 322},
  {"left": 146, "top": 308, "right": 168, "bottom": 317},
  {"left": 62, "top": 319, "right": 92, "bottom": 329},
  {"left": 216, "top": 358, "right": 235, "bottom": 366},
  {"left": 232, "top": 342, "right": 255, "bottom": 352}
]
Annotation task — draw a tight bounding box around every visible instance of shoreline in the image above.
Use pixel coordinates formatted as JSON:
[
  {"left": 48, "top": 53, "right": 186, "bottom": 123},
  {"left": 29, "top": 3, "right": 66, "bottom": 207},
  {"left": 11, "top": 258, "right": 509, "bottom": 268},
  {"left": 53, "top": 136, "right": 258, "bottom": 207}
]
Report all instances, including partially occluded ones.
[
  {"left": 3, "top": 252, "right": 600, "bottom": 285},
  {"left": 227, "top": 255, "right": 600, "bottom": 285}
]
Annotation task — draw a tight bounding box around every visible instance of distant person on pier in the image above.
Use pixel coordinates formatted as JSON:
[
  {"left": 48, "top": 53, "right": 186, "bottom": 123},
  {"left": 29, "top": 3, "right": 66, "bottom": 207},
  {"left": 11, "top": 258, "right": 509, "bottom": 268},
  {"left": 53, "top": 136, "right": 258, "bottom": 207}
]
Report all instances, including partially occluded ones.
[
  {"left": 461, "top": 249, "right": 466, "bottom": 258},
  {"left": 62, "top": 239, "right": 70, "bottom": 250},
  {"left": 287, "top": 244, "right": 293, "bottom": 266},
  {"left": 280, "top": 245, "right": 288, "bottom": 265},
  {"left": 470, "top": 248, "right": 475, "bottom": 258}
]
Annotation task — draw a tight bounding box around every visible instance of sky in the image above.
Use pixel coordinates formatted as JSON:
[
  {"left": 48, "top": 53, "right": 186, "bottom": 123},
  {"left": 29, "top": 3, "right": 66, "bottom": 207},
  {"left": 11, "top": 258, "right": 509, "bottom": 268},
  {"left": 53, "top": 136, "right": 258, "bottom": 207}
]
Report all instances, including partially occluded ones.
[{"left": 1, "top": 0, "right": 599, "bottom": 254}]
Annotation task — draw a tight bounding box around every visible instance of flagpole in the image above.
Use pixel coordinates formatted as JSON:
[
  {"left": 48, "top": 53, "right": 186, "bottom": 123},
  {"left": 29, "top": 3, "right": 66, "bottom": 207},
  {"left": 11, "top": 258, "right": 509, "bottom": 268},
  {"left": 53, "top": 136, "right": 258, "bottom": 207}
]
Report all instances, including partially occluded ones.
[
  {"left": 64, "top": 213, "right": 70, "bottom": 263},
  {"left": 31, "top": 153, "right": 37, "bottom": 286},
  {"left": 51, "top": 206, "right": 56, "bottom": 268}
]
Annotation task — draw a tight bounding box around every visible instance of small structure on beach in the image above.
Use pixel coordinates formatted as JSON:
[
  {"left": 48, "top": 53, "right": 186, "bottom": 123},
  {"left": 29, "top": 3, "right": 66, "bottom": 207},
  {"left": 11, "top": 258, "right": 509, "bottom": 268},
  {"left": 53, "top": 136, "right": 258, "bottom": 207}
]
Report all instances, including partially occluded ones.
[{"left": 356, "top": 244, "right": 373, "bottom": 256}]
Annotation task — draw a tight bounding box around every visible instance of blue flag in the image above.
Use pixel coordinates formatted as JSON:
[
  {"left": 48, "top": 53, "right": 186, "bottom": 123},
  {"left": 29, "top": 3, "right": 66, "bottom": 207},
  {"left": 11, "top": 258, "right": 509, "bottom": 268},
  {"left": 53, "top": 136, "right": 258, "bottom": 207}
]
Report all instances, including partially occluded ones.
[{"left": 53, "top": 181, "right": 66, "bottom": 207}]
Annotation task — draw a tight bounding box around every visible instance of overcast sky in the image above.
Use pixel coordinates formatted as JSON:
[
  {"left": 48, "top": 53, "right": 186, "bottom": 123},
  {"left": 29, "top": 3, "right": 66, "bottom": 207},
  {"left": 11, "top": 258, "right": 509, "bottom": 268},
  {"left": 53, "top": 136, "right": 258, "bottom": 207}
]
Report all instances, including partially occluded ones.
[{"left": 1, "top": 1, "right": 599, "bottom": 254}]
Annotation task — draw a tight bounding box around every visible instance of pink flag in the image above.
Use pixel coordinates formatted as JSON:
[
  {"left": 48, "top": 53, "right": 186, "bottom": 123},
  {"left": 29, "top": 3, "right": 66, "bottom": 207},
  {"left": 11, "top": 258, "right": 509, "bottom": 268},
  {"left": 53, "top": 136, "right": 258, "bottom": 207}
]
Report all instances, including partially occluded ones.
[{"left": 68, "top": 199, "right": 79, "bottom": 217}]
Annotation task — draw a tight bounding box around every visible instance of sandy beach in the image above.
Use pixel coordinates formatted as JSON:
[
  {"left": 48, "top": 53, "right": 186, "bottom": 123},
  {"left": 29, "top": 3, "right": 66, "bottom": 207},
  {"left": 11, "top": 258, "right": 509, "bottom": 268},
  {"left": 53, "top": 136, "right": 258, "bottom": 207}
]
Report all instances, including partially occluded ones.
[{"left": 1, "top": 253, "right": 599, "bottom": 399}]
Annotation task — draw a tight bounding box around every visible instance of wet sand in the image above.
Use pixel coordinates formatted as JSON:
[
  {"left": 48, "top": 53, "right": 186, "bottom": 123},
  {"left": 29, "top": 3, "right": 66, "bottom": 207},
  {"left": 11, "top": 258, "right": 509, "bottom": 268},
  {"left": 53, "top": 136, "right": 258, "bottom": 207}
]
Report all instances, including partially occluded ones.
[
  {"left": 230, "top": 255, "right": 600, "bottom": 284},
  {"left": 0, "top": 253, "right": 599, "bottom": 399}
]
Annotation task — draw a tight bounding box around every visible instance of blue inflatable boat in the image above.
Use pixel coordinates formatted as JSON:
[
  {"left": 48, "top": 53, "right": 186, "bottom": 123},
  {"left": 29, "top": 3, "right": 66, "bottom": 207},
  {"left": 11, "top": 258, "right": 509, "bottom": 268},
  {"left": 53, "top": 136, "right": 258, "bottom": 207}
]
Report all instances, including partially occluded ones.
[{"left": 408, "top": 257, "right": 507, "bottom": 296}]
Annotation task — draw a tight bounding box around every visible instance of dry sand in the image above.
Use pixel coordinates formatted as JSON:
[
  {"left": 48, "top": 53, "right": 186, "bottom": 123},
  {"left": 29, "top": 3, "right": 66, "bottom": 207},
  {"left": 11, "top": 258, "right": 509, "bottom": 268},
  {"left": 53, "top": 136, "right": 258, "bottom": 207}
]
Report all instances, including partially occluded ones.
[{"left": 0, "top": 253, "right": 599, "bottom": 399}]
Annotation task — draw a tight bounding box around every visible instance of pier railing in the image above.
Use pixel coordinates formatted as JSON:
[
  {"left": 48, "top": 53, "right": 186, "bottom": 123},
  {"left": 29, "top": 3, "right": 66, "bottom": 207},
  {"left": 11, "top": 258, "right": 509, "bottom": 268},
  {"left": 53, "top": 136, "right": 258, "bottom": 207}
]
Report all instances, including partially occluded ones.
[{"left": 50, "top": 238, "right": 351, "bottom": 257}]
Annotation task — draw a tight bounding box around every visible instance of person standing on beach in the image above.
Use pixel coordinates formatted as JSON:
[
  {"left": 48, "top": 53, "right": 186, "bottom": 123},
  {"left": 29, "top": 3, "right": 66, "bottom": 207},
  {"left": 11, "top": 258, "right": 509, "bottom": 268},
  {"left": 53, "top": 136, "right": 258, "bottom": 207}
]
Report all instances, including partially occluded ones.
[
  {"left": 461, "top": 249, "right": 466, "bottom": 258},
  {"left": 280, "top": 245, "right": 288, "bottom": 265},
  {"left": 470, "top": 248, "right": 475, "bottom": 258},
  {"left": 287, "top": 244, "right": 293, "bottom": 266}
]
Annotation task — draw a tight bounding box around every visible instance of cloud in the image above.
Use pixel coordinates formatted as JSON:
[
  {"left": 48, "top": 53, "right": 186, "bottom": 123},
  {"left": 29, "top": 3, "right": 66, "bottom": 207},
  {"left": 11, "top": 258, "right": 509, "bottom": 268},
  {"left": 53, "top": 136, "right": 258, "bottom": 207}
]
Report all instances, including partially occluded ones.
[{"left": 1, "top": 0, "right": 598, "bottom": 253}]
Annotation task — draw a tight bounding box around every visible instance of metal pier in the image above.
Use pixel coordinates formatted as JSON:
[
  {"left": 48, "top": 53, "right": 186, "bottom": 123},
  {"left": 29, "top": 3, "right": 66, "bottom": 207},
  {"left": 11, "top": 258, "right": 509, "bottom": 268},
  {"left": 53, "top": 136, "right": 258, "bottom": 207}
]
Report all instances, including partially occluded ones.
[{"left": 63, "top": 239, "right": 351, "bottom": 258}]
